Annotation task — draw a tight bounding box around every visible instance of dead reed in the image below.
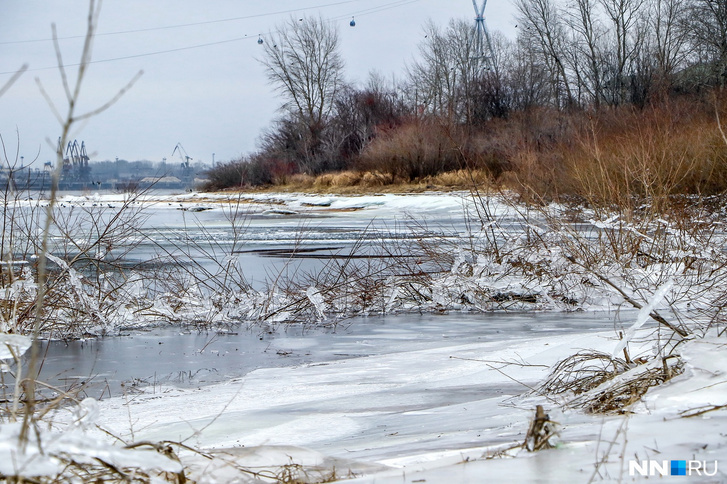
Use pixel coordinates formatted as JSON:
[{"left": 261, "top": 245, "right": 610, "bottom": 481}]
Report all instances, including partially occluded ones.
[{"left": 539, "top": 351, "right": 685, "bottom": 414}]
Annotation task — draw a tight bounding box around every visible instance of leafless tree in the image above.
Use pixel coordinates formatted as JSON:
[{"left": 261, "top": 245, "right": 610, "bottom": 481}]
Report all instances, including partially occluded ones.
[
  {"left": 261, "top": 16, "right": 345, "bottom": 174},
  {"left": 509, "top": 34, "right": 554, "bottom": 110},
  {"left": 470, "top": 32, "right": 520, "bottom": 121},
  {"left": 408, "top": 21, "right": 457, "bottom": 120},
  {"left": 516, "top": 0, "right": 575, "bottom": 108},
  {"left": 407, "top": 19, "right": 482, "bottom": 123},
  {"left": 650, "top": 0, "right": 689, "bottom": 79},
  {"left": 565, "top": 0, "right": 606, "bottom": 106},
  {"left": 685, "top": 0, "right": 727, "bottom": 86},
  {"left": 598, "top": 0, "right": 648, "bottom": 104},
  {"left": 330, "top": 73, "right": 406, "bottom": 159}
]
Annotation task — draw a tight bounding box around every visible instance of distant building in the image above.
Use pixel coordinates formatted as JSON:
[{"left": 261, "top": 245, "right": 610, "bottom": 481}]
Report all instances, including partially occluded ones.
[{"left": 139, "top": 176, "right": 184, "bottom": 188}]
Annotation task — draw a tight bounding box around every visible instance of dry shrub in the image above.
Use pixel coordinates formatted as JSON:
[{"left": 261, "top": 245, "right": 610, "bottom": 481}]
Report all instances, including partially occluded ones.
[
  {"left": 486, "top": 94, "right": 727, "bottom": 207},
  {"left": 501, "top": 150, "right": 565, "bottom": 203},
  {"left": 359, "top": 119, "right": 466, "bottom": 181},
  {"left": 576, "top": 362, "right": 684, "bottom": 414},
  {"left": 561, "top": 98, "right": 727, "bottom": 209},
  {"left": 357, "top": 117, "right": 519, "bottom": 184},
  {"left": 540, "top": 351, "right": 684, "bottom": 414},
  {"left": 540, "top": 351, "right": 631, "bottom": 396},
  {"left": 467, "top": 106, "right": 574, "bottom": 199},
  {"left": 203, "top": 160, "right": 246, "bottom": 190},
  {"left": 428, "top": 168, "right": 492, "bottom": 187}
]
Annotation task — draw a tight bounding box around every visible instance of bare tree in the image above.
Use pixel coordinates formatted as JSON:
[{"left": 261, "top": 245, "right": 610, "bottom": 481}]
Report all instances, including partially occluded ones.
[
  {"left": 598, "top": 0, "right": 647, "bottom": 104},
  {"left": 471, "top": 32, "right": 519, "bottom": 121},
  {"left": 685, "top": 0, "right": 727, "bottom": 86},
  {"left": 329, "top": 73, "right": 406, "bottom": 160},
  {"left": 407, "top": 21, "right": 459, "bottom": 120},
  {"left": 407, "top": 19, "right": 483, "bottom": 123},
  {"left": 508, "top": 34, "right": 554, "bottom": 110},
  {"left": 648, "top": 0, "right": 689, "bottom": 95},
  {"left": 261, "top": 16, "right": 345, "bottom": 174},
  {"left": 565, "top": 0, "right": 606, "bottom": 106},
  {"left": 516, "top": 0, "right": 575, "bottom": 108}
]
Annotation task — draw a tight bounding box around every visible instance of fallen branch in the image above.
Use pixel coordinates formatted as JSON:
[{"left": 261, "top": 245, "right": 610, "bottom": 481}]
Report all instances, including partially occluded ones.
[{"left": 679, "top": 403, "right": 727, "bottom": 419}]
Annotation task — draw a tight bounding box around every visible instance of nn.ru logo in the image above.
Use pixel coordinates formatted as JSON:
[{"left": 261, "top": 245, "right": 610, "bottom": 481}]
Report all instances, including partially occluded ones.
[{"left": 629, "top": 459, "right": 718, "bottom": 477}]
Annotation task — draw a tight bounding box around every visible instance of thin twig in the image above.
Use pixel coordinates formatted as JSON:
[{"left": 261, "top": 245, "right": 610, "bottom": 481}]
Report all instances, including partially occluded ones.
[{"left": 0, "top": 64, "right": 28, "bottom": 98}]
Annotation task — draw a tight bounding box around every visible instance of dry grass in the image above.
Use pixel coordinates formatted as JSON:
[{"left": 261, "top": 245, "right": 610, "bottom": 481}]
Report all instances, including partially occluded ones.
[
  {"left": 540, "top": 351, "right": 685, "bottom": 414},
  {"left": 561, "top": 102, "right": 727, "bottom": 210},
  {"left": 426, "top": 168, "right": 492, "bottom": 187},
  {"left": 495, "top": 96, "right": 727, "bottom": 209},
  {"left": 240, "top": 168, "right": 490, "bottom": 194}
]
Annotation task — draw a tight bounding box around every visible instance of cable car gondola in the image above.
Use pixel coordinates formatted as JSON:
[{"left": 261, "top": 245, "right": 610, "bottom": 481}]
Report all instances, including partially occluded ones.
[
  {"left": 257, "top": 36, "right": 264, "bottom": 45},
  {"left": 350, "top": 17, "right": 356, "bottom": 27}
]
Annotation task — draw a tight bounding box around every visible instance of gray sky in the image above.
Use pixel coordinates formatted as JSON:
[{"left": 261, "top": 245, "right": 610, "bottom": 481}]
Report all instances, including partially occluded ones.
[{"left": 1, "top": 1, "right": 516, "bottom": 167}]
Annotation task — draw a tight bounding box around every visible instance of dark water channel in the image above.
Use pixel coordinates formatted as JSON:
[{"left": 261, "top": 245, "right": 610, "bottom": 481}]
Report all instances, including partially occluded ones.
[{"left": 28, "top": 311, "right": 621, "bottom": 400}]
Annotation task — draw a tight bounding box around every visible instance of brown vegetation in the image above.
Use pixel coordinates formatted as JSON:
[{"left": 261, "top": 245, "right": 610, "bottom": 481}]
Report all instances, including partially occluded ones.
[
  {"left": 540, "top": 351, "right": 685, "bottom": 414},
  {"left": 208, "top": 93, "right": 727, "bottom": 210},
  {"left": 207, "top": 0, "right": 727, "bottom": 207}
]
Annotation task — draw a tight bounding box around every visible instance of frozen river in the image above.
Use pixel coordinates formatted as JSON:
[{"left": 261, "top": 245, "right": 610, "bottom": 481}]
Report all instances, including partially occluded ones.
[
  {"left": 32, "top": 190, "right": 611, "bottom": 397},
  {"left": 39, "top": 311, "right": 620, "bottom": 399},
  {"left": 26, "top": 190, "right": 619, "bottom": 398},
  {"left": 7, "top": 191, "right": 725, "bottom": 483},
  {"left": 125, "top": 191, "right": 478, "bottom": 288}
]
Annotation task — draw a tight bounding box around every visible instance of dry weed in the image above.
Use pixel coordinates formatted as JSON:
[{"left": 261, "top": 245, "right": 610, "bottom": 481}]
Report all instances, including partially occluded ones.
[
  {"left": 540, "top": 351, "right": 684, "bottom": 414},
  {"left": 540, "top": 351, "right": 632, "bottom": 397},
  {"left": 429, "top": 168, "right": 492, "bottom": 187},
  {"left": 359, "top": 170, "right": 395, "bottom": 187}
]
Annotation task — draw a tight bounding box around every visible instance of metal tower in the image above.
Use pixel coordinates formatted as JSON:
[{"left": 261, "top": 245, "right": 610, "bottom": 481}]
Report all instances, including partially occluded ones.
[{"left": 472, "top": 0, "right": 496, "bottom": 72}]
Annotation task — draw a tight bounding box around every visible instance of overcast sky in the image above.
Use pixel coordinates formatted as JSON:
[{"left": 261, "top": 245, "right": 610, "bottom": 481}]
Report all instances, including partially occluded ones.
[{"left": 1, "top": 1, "right": 516, "bottom": 167}]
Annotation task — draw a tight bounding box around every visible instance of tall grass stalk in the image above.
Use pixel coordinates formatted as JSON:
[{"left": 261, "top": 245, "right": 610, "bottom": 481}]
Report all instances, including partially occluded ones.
[{"left": 16, "top": 0, "right": 142, "bottom": 450}]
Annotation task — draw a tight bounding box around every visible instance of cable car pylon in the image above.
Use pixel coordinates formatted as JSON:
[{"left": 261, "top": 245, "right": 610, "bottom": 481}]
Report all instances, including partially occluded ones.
[{"left": 471, "top": 0, "right": 496, "bottom": 73}]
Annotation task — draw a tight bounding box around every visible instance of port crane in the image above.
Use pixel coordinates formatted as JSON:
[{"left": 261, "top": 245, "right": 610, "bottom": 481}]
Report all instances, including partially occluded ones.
[
  {"left": 172, "top": 143, "right": 192, "bottom": 169},
  {"left": 58, "top": 138, "right": 91, "bottom": 181}
]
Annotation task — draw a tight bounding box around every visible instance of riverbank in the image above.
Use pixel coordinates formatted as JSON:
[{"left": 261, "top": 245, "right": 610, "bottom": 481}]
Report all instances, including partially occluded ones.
[
  {"left": 2, "top": 189, "right": 726, "bottom": 482},
  {"left": 203, "top": 168, "right": 494, "bottom": 196},
  {"left": 38, "top": 324, "right": 727, "bottom": 483}
]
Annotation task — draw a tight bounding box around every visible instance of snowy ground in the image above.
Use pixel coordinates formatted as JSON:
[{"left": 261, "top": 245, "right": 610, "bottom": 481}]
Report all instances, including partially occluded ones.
[
  {"left": 38, "top": 322, "right": 724, "bottom": 483},
  {"left": 3, "top": 191, "right": 727, "bottom": 482}
]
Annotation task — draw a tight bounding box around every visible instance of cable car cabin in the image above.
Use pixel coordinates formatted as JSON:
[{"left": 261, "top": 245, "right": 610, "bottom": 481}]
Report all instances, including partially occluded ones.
[
  {"left": 257, "top": 37, "right": 263, "bottom": 45},
  {"left": 350, "top": 17, "right": 356, "bottom": 27}
]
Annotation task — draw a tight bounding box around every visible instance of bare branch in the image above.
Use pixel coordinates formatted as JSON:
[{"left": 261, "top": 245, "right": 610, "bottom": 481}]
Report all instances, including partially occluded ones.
[
  {"left": 74, "top": 70, "right": 144, "bottom": 123},
  {"left": 0, "top": 64, "right": 28, "bottom": 98},
  {"left": 51, "top": 23, "right": 73, "bottom": 104},
  {"left": 34, "top": 77, "right": 65, "bottom": 125}
]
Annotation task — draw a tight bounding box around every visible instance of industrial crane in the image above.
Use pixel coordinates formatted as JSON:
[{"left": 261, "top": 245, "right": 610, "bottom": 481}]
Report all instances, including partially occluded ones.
[
  {"left": 58, "top": 138, "right": 91, "bottom": 181},
  {"left": 172, "top": 143, "right": 195, "bottom": 187},
  {"left": 172, "top": 143, "right": 192, "bottom": 169}
]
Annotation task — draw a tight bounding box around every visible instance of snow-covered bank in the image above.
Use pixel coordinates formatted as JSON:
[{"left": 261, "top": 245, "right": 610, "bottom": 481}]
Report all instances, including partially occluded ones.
[
  {"left": 3, "top": 190, "right": 727, "bottom": 482},
  {"left": 45, "top": 190, "right": 478, "bottom": 222},
  {"left": 37, "top": 326, "right": 724, "bottom": 483}
]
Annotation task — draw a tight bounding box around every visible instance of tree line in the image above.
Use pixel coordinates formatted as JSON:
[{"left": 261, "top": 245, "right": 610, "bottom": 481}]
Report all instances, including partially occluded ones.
[{"left": 205, "top": 0, "right": 727, "bottom": 198}]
